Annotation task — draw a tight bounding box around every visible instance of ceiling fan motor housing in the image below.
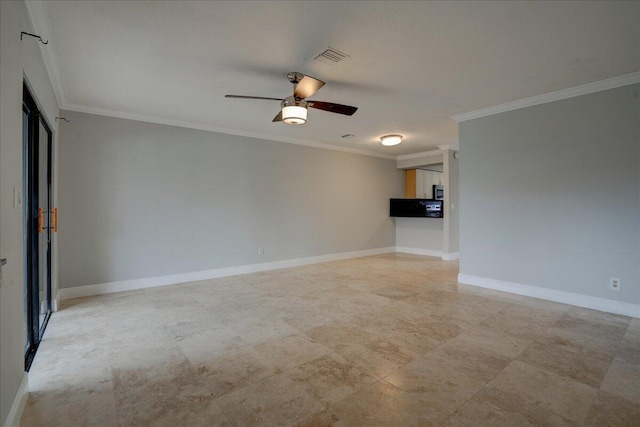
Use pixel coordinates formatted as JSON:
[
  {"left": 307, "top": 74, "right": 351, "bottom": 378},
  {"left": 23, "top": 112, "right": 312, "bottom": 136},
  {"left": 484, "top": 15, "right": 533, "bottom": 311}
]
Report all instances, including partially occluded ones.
[{"left": 287, "top": 72, "right": 305, "bottom": 85}]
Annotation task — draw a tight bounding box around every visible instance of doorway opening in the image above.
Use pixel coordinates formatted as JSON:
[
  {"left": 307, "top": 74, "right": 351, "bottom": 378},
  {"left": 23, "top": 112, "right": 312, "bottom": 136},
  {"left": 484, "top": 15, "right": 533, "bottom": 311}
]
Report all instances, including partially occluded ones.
[{"left": 23, "top": 82, "right": 53, "bottom": 371}]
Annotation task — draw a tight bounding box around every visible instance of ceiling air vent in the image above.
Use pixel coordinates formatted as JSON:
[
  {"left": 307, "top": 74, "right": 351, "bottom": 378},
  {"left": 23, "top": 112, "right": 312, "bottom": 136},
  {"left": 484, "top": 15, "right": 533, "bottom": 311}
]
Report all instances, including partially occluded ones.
[{"left": 314, "top": 47, "right": 349, "bottom": 65}]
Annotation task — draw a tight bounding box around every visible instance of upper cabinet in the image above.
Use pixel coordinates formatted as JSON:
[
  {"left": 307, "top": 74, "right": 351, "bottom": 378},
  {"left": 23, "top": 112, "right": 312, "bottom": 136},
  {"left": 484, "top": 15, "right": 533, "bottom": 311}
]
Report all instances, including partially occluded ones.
[
  {"left": 415, "top": 169, "right": 443, "bottom": 198},
  {"left": 416, "top": 170, "right": 426, "bottom": 198}
]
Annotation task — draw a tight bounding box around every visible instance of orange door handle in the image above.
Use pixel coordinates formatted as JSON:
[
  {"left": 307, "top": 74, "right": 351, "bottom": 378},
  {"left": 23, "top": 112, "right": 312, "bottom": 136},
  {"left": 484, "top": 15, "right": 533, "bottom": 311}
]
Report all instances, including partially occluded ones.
[
  {"left": 38, "top": 208, "right": 43, "bottom": 233},
  {"left": 53, "top": 208, "right": 58, "bottom": 232}
]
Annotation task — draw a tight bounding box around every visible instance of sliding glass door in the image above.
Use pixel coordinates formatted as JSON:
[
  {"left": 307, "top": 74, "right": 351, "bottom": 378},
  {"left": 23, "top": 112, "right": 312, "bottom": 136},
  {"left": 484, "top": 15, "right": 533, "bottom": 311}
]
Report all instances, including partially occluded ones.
[{"left": 23, "top": 82, "right": 53, "bottom": 370}]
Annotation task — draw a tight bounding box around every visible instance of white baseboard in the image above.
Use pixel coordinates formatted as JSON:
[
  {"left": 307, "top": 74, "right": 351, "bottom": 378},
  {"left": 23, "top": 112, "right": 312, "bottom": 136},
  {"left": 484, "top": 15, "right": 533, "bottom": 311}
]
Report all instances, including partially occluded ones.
[
  {"left": 58, "top": 247, "right": 396, "bottom": 300},
  {"left": 4, "top": 373, "right": 28, "bottom": 427},
  {"left": 396, "top": 247, "right": 443, "bottom": 258},
  {"left": 442, "top": 252, "right": 460, "bottom": 261},
  {"left": 396, "top": 247, "right": 460, "bottom": 261},
  {"left": 458, "top": 273, "right": 640, "bottom": 318}
]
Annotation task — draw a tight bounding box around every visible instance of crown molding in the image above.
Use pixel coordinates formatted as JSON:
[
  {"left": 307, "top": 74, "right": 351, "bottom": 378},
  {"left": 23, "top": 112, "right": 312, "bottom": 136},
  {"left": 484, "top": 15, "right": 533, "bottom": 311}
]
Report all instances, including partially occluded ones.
[
  {"left": 23, "top": 0, "right": 434, "bottom": 162},
  {"left": 62, "top": 103, "right": 396, "bottom": 160},
  {"left": 24, "top": 0, "right": 67, "bottom": 106},
  {"left": 451, "top": 72, "right": 640, "bottom": 123},
  {"left": 395, "top": 149, "right": 442, "bottom": 161},
  {"left": 437, "top": 145, "right": 459, "bottom": 152},
  {"left": 23, "top": 2, "right": 394, "bottom": 161}
]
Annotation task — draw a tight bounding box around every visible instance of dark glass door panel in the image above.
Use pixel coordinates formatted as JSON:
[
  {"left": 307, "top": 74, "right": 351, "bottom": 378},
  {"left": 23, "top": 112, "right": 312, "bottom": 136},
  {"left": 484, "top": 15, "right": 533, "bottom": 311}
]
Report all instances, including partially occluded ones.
[{"left": 23, "top": 83, "right": 52, "bottom": 370}]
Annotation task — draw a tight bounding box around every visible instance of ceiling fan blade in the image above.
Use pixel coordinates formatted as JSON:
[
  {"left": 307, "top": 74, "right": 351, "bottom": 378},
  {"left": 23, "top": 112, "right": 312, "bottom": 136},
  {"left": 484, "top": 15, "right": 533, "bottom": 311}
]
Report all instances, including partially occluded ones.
[
  {"left": 293, "top": 75, "right": 325, "bottom": 99},
  {"left": 225, "top": 95, "right": 282, "bottom": 101},
  {"left": 308, "top": 101, "right": 358, "bottom": 116},
  {"left": 272, "top": 111, "right": 283, "bottom": 122}
]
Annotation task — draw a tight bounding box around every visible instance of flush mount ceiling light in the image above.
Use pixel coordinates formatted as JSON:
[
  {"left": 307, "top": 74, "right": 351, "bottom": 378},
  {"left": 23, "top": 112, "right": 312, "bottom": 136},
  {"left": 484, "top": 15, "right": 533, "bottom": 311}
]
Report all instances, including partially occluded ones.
[
  {"left": 380, "top": 134, "right": 403, "bottom": 146},
  {"left": 281, "top": 97, "right": 307, "bottom": 125}
]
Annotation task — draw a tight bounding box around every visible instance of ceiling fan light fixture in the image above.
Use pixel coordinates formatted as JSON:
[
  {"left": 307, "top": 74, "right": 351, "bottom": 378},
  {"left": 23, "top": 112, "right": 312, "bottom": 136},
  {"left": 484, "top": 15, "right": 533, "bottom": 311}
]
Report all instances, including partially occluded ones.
[
  {"left": 380, "top": 134, "right": 403, "bottom": 146},
  {"left": 282, "top": 105, "right": 307, "bottom": 125},
  {"left": 281, "top": 98, "right": 307, "bottom": 125}
]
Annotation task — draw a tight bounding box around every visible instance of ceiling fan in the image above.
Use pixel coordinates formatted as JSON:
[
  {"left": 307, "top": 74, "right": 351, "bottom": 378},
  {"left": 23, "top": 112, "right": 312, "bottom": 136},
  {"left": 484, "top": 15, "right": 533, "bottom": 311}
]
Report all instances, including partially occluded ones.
[{"left": 225, "top": 72, "right": 358, "bottom": 125}]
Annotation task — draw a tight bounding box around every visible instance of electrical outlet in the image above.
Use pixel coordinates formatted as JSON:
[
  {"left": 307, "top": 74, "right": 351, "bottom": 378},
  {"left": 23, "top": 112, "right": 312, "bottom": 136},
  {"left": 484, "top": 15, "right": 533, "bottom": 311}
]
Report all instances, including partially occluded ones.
[
  {"left": 609, "top": 277, "right": 621, "bottom": 291},
  {"left": 258, "top": 247, "right": 264, "bottom": 255}
]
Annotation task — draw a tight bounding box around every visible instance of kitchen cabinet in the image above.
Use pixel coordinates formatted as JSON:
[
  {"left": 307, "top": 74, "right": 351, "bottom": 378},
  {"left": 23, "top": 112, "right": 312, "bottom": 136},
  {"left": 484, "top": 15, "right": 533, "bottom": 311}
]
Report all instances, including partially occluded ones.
[
  {"left": 416, "top": 170, "right": 443, "bottom": 198},
  {"left": 416, "top": 170, "right": 426, "bottom": 198}
]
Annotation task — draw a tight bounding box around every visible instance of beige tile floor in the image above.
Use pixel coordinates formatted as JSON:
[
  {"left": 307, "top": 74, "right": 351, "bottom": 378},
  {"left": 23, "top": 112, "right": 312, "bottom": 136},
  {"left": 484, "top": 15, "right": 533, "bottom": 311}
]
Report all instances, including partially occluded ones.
[{"left": 21, "top": 254, "right": 640, "bottom": 426}]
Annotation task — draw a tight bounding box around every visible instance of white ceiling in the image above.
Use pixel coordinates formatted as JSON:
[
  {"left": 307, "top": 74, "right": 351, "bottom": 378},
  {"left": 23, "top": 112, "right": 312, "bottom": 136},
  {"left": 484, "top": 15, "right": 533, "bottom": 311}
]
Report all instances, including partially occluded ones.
[{"left": 33, "top": 1, "right": 639, "bottom": 157}]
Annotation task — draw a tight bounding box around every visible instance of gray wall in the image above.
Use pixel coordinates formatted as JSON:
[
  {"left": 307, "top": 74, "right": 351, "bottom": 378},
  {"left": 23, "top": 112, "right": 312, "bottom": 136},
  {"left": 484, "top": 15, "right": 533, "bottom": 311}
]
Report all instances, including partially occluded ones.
[
  {"left": 395, "top": 218, "right": 443, "bottom": 252},
  {"left": 460, "top": 84, "right": 640, "bottom": 304},
  {"left": 0, "top": 1, "right": 60, "bottom": 423},
  {"left": 58, "top": 111, "right": 403, "bottom": 288}
]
